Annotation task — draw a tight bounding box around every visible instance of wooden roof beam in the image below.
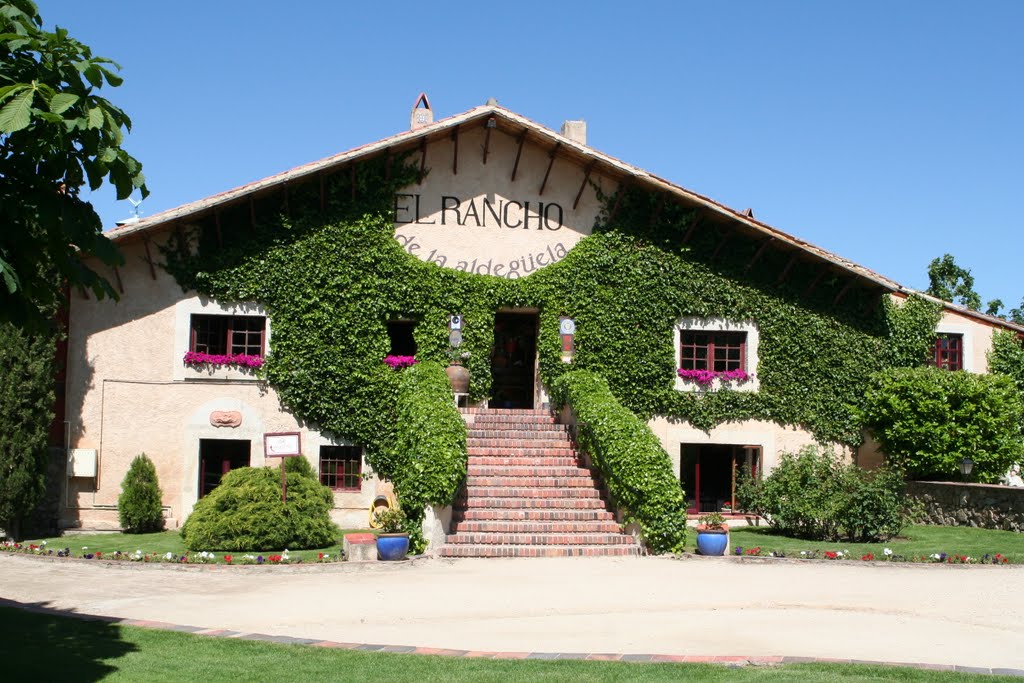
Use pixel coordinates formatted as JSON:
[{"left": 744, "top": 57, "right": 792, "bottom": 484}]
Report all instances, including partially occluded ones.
[
  {"left": 833, "top": 280, "right": 854, "bottom": 306},
  {"left": 776, "top": 253, "right": 799, "bottom": 284},
  {"left": 451, "top": 125, "right": 459, "bottom": 175},
  {"left": 141, "top": 235, "right": 157, "bottom": 280},
  {"left": 113, "top": 266, "right": 124, "bottom": 294},
  {"left": 510, "top": 129, "right": 527, "bottom": 182},
  {"left": 806, "top": 267, "right": 829, "bottom": 296},
  {"left": 682, "top": 212, "right": 703, "bottom": 244},
  {"left": 539, "top": 142, "right": 561, "bottom": 196},
  {"left": 573, "top": 161, "right": 595, "bottom": 210},
  {"left": 607, "top": 180, "right": 628, "bottom": 226},
  {"left": 482, "top": 117, "right": 495, "bottom": 164},
  {"left": 711, "top": 229, "right": 732, "bottom": 261},
  {"left": 418, "top": 137, "right": 427, "bottom": 184},
  {"left": 744, "top": 238, "right": 775, "bottom": 275}
]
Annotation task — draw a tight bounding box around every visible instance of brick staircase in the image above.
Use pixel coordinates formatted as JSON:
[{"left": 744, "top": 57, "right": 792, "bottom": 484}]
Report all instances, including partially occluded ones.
[{"left": 437, "top": 407, "right": 640, "bottom": 558}]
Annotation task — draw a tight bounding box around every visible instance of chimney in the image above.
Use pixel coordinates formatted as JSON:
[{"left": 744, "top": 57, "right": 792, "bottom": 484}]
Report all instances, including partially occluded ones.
[
  {"left": 560, "top": 119, "right": 587, "bottom": 146},
  {"left": 410, "top": 93, "right": 433, "bottom": 130}
]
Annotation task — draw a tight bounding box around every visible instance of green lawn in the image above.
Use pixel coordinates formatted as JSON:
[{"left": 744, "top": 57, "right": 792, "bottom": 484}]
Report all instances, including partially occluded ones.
[
  {"left": 16, "top": 528, "right": 374, "bottom": 563},
  {"left": 696, "top": 524, "right": 1024, "bottom": 563},
  {"left": 0, "top": 606, "right": 1014, "bottom": 682}
]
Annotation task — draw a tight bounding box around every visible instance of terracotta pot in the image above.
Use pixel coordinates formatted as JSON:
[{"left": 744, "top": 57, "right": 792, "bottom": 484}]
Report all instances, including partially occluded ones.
[{"left": 445, "top": 363, "right": 470, "bottom": 393}]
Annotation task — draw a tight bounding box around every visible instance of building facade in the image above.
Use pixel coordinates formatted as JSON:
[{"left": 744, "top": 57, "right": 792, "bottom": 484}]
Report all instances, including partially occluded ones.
[{"left": 59, "top": 97, "right": 1024, "bottom": 540}]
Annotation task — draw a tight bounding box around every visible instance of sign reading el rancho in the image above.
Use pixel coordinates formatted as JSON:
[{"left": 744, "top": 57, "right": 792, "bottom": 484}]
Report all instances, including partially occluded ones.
[{"left": 392, "top": 127, "right": 604, "bottom": 279}]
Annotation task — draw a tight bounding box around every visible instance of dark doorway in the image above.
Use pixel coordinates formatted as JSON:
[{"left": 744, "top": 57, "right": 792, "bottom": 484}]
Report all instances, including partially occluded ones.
[
  {"left": 491, "top": 312, "right": 538, "bottom": 409},
  {"left": 386, "top": 320, "right": 417, "bottom": 356},
  {"left": 680, "top": 444, "right": 760, "bottom": 513},
  {"left": 199, "top": 439, "right": 251, "bottom": 498}
]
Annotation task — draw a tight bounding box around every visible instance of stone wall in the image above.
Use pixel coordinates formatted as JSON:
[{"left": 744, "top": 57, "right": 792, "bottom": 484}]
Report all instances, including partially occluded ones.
[{"left": 907, "top": 481, "right": 1024, "bottom": 532}]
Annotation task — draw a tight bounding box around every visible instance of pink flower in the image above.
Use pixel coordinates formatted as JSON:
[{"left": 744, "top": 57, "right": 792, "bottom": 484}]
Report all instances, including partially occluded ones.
[
  {"left": 383, "top": 355, "right": 418, "bottom": 369},
  {"left": 183, "top": 352, "right": 264, "bottom": 368},
  {"left": 677, "top": 368, "right": 750, "bottom": 385}
]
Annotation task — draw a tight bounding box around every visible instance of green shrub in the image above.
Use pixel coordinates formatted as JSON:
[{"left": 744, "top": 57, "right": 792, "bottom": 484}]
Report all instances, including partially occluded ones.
[
  {"left": 181, "top": 466, "right": 337, "bottom": 551},
  {"left": 551, "top": 370, "right": 688, "bottom": 554},
  {"left": 378, "top": 361, "right": 467, "bottom": 553},
  {"left": 118, "top": 453, "right": 164, "bottom": 534},
  {"left": 861, "top": 366, "right": 1024, "bottom": 482},
  {"left": 989, "top": 329, "right": 1024, "bottom": 398},
  {"left": 737, "top": 446, "right": 912, "bottom": 542}
]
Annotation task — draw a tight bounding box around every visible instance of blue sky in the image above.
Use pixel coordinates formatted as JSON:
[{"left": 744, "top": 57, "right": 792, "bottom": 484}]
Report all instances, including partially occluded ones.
[{"left": 40, "top": 1, "right": 1024, "bottom": 309}]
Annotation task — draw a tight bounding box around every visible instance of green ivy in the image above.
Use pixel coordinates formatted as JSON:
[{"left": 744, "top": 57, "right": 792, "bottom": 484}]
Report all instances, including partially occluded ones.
[
  {"left": 989, "top": 329, "right": 1024, "bottom": 398},
  {"left": 161, "top": 155, "right": 942, "bottom": 522},
  {"left": 550, "top": 370, "right": 688, "bottom": 553},
  {"left": 385, "top": 361, "right": 468, "bottom": 554}
]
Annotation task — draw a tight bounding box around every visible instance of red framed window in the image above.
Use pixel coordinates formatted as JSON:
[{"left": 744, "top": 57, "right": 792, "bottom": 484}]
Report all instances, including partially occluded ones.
[
  {"left": 319, "top": 446, "right": 362, "bottom": 491},
  {"left": 680, "top": 331, "right": 746, "bottom": 372},
  {"left": 933, "top": 333, "right": 963, "bottom": 371},
  {"left": 190, "top": 315, "right": 266, "bottom": 356}
]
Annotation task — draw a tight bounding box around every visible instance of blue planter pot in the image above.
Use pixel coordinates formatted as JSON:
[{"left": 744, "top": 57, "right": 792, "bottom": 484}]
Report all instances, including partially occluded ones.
[
  {"left": 376, "top": 533, "right": 410, "bottom": 561},
  {"left": 696, "top": 528, "right": 729, "bottom": 556}
]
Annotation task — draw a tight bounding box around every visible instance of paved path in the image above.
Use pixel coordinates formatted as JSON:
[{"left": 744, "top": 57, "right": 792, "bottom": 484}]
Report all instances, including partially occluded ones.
[{"left": 2, "top": 553, "right": 1023, "bottom": 672}]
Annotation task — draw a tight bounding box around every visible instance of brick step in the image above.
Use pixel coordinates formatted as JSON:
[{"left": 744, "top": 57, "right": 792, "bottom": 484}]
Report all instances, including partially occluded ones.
[
  {"left": 452, "top": 509, "right": 616, "bottom": 522},
  {"left": 456, "top": 497, "right": 609, "bottom": 510},
  {"left": 436, "top": 544, "right": 640, "bottom": 558},
  {"left": 446, "top": 532, "right": 636, "bottom": 546},
  {"left": 465, "top": 476, "right": 599, "bottom": 488},
  {"left": 468, "top": 456, "right": 582, "bottom": 467},
  {"left": 461, "top": 486, "right": 602, "bottom": 499},
  {"left": 466, "top": 415, "right": 557, "bottom": 425},
  {"left": 467, "top": 426, "right": 568, "bottom": 437},
  {"left": 467, "top": 447, "right": 576, "bottom": 457},
  {"left": 467, "top": 438, "right": 572, "bottom": 448},
  {"left": 461, "top": 407, "right": 552, "bottom": 415},
  {"left": 467, "top": 465, "right": 594, "bottom": 477},
  {"left": 451, "top": 520, "right": 624, "bottom": 534}
]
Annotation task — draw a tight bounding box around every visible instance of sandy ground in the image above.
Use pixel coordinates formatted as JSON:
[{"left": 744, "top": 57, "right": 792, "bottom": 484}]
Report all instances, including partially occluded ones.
[{"left": 1, "top": 553, "right": 1022, "bottom": 669}]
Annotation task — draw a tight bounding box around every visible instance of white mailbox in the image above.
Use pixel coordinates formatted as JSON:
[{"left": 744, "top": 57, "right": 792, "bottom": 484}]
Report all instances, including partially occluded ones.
[{"left": 67, "top": 449, "right": 98, "bottom": 478}]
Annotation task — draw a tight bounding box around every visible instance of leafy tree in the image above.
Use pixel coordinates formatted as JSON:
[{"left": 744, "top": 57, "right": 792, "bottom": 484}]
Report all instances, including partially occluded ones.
[
  {"left": 0, "top": 0, "right": 147, "bottom": 326},
  {"left": 985, "top": 299, "right": 1003, "bottom": 317},
  {"left": 988, "top": 330, "right": 1024, "bottom": 397},
  {"left": 1008, "top": 298, "right": 1024, "bottom": 325},
  {"left": 117, "top": 453, "right": 164, "bottom": 533},
  {"left": 926, "top": 254, "right": 981, "bottom": 310},
  {"left": 862, "top": 367, "right": 1024, "bottom": 483},
  {"left": 0, "top": 318, "right": 57, "bottom": 539}
]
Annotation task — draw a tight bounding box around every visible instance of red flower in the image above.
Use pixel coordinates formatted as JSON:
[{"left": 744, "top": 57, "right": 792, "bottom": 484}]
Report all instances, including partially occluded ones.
[
  {"left": 861, "top": 553, "right": 874, "bottom": 561},
  {"left": 317, "top": 552, "right": 324, "bottom": 559},
  {"left": 95, "top": 551, "right": 102, "bottom": 558},
  {"left": 224, "top": 555, "right": 233, "bottom": 564}
]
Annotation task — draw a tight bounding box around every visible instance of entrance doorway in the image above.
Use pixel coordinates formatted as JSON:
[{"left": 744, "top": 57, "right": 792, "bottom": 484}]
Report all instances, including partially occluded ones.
[
  {"left": 199, "top": 439, "right": 251, "bottom": 498},
  {"left": 680, "top": 444, "right": 760, "bottom": 513},
  {"left": 490, "top": 312, "right": 538, "bottom": 409}
]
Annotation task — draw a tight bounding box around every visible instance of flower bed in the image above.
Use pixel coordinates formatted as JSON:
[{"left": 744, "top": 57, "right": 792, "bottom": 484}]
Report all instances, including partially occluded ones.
[
  {"left": 383, "top": 355, "right": 418, "bottom": 370},
  {"left": 731, "top": 545, "right": 1011, "bottom": 564},
  {"left": 0, "top": 541, "right": 341, "bottom": 564}
]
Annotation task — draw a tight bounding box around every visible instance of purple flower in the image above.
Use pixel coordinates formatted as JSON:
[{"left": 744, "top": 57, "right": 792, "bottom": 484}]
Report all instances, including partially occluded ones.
[
  {"left": 383, "top": 355, "right": 418, "bottom": 369},
  {"left": 677, "top": 368, "right": 750, "bottom": 385},
  {"left": 183, "top": 352, "right": 264, "bottom": 368},
  {"left": 734, "top": 546, "right": 743, "bottom": 555},
  {"left": 257, "top": 555, "right": 264, "bottom": 564}
]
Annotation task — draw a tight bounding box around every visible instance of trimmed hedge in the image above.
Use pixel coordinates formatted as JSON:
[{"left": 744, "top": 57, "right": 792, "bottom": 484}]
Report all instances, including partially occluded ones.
[
  {"left": 118, "top": 453, "right": 164, "bottom": 534},
  {"left": 180, "top": 466, "right": 337, "bottom": 551},
  {"left": 380, "top": 361, "right": 467, "bottom": 553},
  {"left": 862, "top": 366, "right": 1024, "bottom": 483},
  {"left": 550, "top": 370, "right": 687, "bottom": 554}
]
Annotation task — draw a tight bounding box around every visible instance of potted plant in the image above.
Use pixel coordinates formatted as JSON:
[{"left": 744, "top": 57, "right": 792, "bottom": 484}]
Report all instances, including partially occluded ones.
[
  {"left": 695, "top": 512, "right": 729, "bottom": 556},
  {"left": 444, "top": 349, "right": 471, "bottom": 393},
  {"left": 373, "top": 507, "right": 410, "bottom": 561}
]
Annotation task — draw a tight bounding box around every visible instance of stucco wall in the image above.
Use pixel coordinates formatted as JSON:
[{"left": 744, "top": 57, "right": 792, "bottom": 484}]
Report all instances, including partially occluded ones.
[
  {"left": 646, "top": 416, "right": 851, "bottom": 483},
  {"left": 63, "top": 235, "right": 380, "bottom": 531},
  {"left": 393, "top": 126, "right": 610, "bottom": 278}
]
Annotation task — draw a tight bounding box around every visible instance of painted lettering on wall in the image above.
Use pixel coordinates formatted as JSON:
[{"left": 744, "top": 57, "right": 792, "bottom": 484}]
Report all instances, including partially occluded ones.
[
  {"left": 395, "top": 234, "right": 568, "bottom": 279},
  {"left": 394, "top": 194, "right": 564, "bottom": 231}
]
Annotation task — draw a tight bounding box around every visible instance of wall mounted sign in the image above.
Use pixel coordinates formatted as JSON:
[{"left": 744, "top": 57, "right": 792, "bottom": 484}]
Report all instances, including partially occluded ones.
[
  {"left": 559, "top": 316, "right": 576, "bottom": 363},
  {"left": 209, "top": 410, "right": 242, "bottom": 428},
  {"left": 264, "top": 432, "right": 301, "bottom": 458}
]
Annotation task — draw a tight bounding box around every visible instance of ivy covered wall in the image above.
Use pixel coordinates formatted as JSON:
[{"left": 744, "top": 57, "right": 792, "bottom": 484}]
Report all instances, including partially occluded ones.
[{"left": 162, "top": 155, "right": 940, "bottom": 485}]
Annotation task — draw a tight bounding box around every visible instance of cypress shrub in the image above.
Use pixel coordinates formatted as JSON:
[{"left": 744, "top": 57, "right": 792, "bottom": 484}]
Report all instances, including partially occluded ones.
[
  {"left": 181, "top": 465, "right": 337, "bottom": 551},
  {"left": 118, "top": 453, "right": 165, "bottom": 533}
]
